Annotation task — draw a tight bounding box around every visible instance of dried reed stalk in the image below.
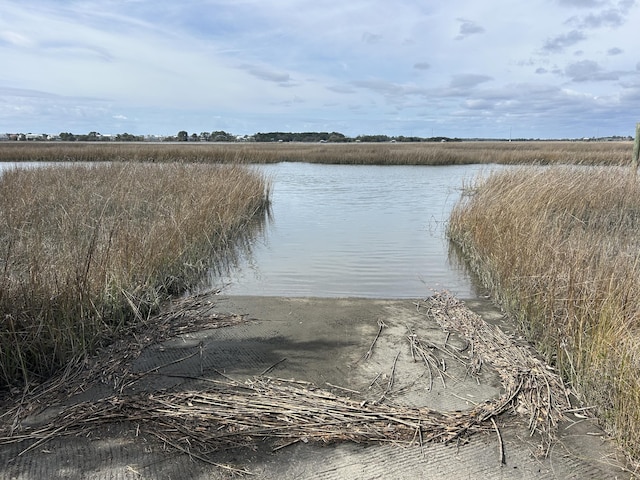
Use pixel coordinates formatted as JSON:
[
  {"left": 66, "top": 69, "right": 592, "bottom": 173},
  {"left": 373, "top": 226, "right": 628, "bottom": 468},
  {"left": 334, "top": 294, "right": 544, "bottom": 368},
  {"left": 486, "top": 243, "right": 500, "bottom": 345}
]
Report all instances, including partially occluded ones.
[{"left": 424, "top": 291, "right": 571, "bottom": 454}]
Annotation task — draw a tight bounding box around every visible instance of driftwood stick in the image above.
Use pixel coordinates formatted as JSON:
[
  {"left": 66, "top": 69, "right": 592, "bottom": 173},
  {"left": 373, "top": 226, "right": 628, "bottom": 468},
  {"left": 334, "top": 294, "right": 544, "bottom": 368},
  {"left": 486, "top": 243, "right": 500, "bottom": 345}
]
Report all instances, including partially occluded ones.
[
  {"left": 388, "top": 350, "right": 401, "bottom": 391},
  {"left": 272, "top": 438, "right": 301, "bottom": 452},
  {"left": 368, "top": 372, "right": 382, "bottom": 389},
  {"left": 408, "top": 334, "right": 417, "bottom": 362},
  {"left": 326, "top": 383, "right": 360, "bottom": 395},
  {"left": 18, "top": 425, "right": 68, "bottom": 456},
  {"left": 376, "top": 350, "right": 401, "bottom": 404},
  {"left": 149, "top": 431, "right": 254, "bottom": 475},
  {"left": 364, "top": 319, "right": 386, "bottom": 360},
  {"left": 121, "top": 350, "right": 201, "bottom": 392},
  {"left": 260, "top": 358, "right": 287, "bottom": 376},
  {"left": 491, "top": 417, "right": 505, "bottom": 465}
]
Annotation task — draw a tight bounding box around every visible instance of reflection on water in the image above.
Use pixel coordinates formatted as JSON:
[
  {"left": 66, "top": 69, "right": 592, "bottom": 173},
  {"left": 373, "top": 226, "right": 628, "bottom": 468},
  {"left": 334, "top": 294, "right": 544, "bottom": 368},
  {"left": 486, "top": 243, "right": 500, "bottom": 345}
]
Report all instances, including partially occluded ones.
[
  {"left": 200, "top": 202, "right": 273, "bottom": 285},
  {"left": 211, "top": 162, "right": 502, "bottom": 298}
]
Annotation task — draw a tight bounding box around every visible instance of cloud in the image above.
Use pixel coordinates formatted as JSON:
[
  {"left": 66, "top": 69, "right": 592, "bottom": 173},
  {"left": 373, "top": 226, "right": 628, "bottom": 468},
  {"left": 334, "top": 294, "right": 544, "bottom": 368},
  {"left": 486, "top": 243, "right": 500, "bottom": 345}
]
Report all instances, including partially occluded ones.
[
  {"left": 607, "top": 47, "right": 623, "bottom": 55},
  {"left": 455, "top": 19, "right": 485, "bottom": 40},
  {"left": 44, "top": 42, "right": 115, "bottom": 62},
  {"left": 463, "top": 99, "right": 495, "bottom": 110},
  {"left": 413, "top": 62, "right": 430, "bottom": 70},
  {"left": 0, "top": 87, "right": 114, "bottom": 133},
  {"left": 556, "top": 0, "right": 608, "bottom": 7},
  {"left": 0, "top": 86, "right": 61, "bottom": 99},
  {"left": 0, "top": 30, "right": 35, "bottom": 48},
  {"left": 352, "top": 79, "right": 409, "bottom": 96},
  {"left": 541, "top": 30, "right": 586, "bottom": 53},
  {"left": 326, "top": 85, "right": 356, "bottom": 94},
  {"left": 565, "top": 1, "right": 637, "bottom": 29},
  {"left": 362, "top": 32, "right": 383, "bottom": 44},
  {"left": 239, "top": 64, "right": 292, "bottom": 84},
  {"left": 620, "top": 0, "right": 637, "bottom": 9},
  {"left": 564, "top": 59, "right": 619, "bottom": 81},
  {"left": 450, "top": 74, "right": 493, "bottom": 89},
  {"left": 570, "top": 8, "right": 626, "bottom": 27}
]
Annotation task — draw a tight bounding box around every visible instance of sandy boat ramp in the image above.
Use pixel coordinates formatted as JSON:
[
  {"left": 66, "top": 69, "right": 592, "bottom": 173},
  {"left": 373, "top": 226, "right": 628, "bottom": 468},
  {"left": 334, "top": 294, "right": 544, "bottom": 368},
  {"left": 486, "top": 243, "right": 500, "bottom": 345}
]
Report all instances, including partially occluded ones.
[{"left": 0, "top": 293, "right": 631, "bottom": 479}]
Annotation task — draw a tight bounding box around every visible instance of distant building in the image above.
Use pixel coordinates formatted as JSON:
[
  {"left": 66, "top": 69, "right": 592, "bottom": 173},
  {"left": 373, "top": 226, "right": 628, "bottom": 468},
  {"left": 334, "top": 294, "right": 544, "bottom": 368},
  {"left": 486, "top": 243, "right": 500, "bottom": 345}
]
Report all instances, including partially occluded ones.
[{"left": 25, "top": 133, "right": 46, "bottom": 141}]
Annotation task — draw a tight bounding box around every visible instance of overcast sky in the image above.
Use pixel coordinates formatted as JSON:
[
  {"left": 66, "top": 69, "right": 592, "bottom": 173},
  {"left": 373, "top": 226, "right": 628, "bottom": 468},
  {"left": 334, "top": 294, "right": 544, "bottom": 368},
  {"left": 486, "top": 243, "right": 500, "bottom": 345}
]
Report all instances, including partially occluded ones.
[{"left": 1, "top": 0, "right": 639, "bottom": 138}]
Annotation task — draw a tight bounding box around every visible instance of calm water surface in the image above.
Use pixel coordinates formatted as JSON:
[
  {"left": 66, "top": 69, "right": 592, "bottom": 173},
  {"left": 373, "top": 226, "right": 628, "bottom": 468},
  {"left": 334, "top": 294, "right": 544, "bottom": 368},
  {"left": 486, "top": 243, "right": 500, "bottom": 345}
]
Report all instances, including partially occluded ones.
[
  {"left": 0, "top": 161, "right": 500, "bottom": 299},
  {"left": 214, "top": 162, "right": 501, "bottom": 298}
]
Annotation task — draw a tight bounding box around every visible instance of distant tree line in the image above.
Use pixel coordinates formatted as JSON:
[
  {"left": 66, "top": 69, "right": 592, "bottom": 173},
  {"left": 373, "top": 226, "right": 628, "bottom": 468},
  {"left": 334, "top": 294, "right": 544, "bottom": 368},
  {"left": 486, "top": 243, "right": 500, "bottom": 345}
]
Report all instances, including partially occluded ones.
[
  {"left": 251, "top": 132, "right": 348, "bottom": 142},
  {"left": 9, "top": 129, "right": 631, "bottom": 143},
  {"left": 58, "top": 132, "right": 144, "bottom": 141},
  {"left": 59, "top": 130, "right": 461, "bottom": 143},
  {"left": 171, "top": 130, "right": 239, "bottom": 142}
]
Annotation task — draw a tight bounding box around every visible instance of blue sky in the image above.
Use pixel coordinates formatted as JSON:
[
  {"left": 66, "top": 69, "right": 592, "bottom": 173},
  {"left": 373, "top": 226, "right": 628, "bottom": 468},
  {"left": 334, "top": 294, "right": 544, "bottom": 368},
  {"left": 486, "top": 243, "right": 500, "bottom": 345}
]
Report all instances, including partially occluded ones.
[{"left": 1, "top": 0, "right": 639, "bottom": 138}]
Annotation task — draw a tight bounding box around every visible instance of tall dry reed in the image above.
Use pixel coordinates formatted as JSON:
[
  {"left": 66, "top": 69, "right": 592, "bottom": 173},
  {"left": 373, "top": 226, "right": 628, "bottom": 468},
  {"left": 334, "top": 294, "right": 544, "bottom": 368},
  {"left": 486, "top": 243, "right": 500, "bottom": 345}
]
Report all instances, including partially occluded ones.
[
  {"left": 0, "top": 141, "right": 633, "bottom": 165},
  {"left": 447, "top": 165, "right": 640, "bottom": 460},
  {"left": 0, "top": 163, "right": 270, "bottom": 387}
]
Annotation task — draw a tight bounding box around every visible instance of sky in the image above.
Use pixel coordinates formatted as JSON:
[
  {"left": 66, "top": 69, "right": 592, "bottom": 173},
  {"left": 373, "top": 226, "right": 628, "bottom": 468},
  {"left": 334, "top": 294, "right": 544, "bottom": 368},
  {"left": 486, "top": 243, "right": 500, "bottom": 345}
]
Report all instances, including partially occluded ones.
[{"left": 1, "top": 0, "right": 639, "bottom": 139}]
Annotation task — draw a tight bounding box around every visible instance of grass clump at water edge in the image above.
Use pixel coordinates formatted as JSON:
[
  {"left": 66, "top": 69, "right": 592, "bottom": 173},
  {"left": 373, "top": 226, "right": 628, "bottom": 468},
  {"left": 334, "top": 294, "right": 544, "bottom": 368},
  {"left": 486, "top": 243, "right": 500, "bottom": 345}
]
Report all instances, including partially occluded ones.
[
  {"left": 0, "top": 162, "right": 271, "bottom": 388},
  {"left": 447, "top": 165, "right": 640, "bottom": 461}
]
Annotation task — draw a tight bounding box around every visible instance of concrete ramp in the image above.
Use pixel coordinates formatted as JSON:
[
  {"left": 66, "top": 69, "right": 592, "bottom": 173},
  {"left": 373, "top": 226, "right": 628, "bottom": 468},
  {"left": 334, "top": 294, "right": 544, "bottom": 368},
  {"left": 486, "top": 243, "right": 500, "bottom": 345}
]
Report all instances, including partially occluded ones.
[{"left": 0, "top": 295, "right": 629, "bottom": 479}]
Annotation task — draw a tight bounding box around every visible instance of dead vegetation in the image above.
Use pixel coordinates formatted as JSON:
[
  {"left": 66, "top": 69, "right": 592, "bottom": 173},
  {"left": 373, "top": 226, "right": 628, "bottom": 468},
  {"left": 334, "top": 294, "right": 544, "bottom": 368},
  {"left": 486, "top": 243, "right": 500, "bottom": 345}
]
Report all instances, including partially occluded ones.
[{"left": 0, "top": 292, "right": 575, "bottom": 472}]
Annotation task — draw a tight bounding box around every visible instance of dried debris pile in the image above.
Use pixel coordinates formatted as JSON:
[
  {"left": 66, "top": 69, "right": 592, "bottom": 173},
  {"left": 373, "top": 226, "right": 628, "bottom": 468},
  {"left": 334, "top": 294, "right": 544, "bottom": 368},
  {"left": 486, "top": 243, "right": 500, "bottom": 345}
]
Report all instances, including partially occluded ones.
[{"left": 0, "top": 292, "right": 573, "bottom": 469}]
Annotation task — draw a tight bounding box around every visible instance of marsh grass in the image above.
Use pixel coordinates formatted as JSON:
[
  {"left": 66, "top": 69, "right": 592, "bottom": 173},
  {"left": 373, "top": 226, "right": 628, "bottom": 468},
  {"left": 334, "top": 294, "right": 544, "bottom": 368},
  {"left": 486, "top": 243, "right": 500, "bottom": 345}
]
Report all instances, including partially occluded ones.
[
  {"left": 0, "top": 140, "right": 633, "bottom": 165},
  {"left": 447, "top": 165, "right": 640, "bottom": 460},
  {"left": 0, "top": 163, "right": 270, "bottom": 387}
]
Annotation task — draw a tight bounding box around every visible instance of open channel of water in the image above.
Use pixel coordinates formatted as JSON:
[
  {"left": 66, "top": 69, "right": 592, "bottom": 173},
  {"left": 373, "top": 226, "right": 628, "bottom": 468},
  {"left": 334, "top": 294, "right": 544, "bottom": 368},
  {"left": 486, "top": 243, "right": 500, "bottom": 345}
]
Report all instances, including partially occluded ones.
[
  {"left": 213, "top": 162, "right": 503, "bottom": 298},
  {"left": 0, "top": 161, "right": 502, "bottom": 299}
]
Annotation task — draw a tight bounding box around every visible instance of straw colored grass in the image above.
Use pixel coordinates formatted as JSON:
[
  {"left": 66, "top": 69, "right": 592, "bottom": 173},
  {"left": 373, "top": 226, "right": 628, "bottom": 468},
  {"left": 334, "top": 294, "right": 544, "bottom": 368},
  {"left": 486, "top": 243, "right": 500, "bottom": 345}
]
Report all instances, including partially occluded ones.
[
  {"left": 0, "top": 162, "right": 270, "bottom": 387},
  {"left": 447, "top": 165, "right": 640, "bottom": 460},
  {"left": 0, "top": 140, "right": 633, "bottom": 165}
]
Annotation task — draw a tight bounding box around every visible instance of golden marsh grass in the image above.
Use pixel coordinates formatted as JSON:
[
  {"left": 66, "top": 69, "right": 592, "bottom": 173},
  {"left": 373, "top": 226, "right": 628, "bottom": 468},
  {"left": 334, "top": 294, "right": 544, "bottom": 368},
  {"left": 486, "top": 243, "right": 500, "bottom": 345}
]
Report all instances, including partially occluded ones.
[
  {"left": 447, "top": 165, "right": 640, "bottom": 460},
  {"left": 0, "top": 140, "right": 633, "bottom": 165},
  {"left": 0, "top": 162, "right": 270, "bottom": 387}
]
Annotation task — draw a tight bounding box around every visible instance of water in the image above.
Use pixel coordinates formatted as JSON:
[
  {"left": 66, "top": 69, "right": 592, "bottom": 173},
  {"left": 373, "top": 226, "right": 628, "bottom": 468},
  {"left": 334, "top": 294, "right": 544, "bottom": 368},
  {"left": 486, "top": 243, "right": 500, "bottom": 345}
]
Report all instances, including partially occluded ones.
[
  {"left": 0, "top": 160, "right": 501, "bottom": 299},
  {"left": 214, "top": 162, "right": 502, "bottom": 298}
]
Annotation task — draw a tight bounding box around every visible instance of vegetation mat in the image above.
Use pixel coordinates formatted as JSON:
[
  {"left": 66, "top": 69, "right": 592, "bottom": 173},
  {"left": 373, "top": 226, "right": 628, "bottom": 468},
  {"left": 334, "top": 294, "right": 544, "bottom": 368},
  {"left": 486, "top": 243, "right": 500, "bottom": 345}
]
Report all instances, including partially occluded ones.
[{"left": 0, "top": 292, "right": 575, "bottom": 473}]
